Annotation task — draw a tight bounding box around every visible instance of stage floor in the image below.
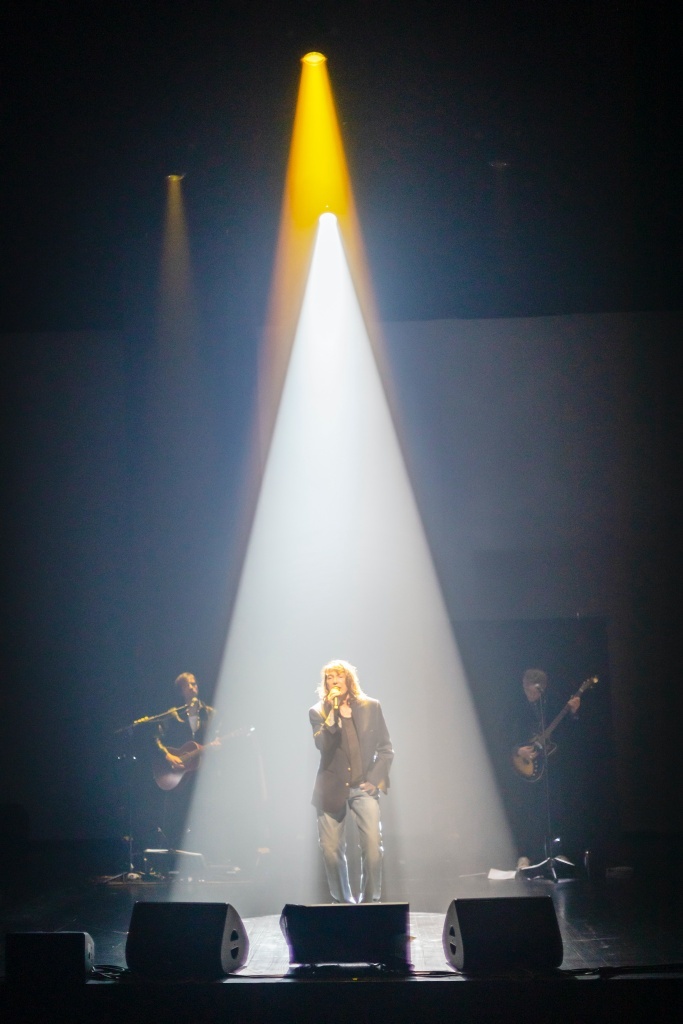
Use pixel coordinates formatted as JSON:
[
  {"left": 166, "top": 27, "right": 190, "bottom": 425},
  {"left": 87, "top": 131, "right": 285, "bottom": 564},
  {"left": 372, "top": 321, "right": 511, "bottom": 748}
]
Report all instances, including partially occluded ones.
[
  {"left": 2, "top": 865, "right": 682, "bottom": 1023},
  {"left": 2, "top": 867, "right": 682, "bottom": 977}
]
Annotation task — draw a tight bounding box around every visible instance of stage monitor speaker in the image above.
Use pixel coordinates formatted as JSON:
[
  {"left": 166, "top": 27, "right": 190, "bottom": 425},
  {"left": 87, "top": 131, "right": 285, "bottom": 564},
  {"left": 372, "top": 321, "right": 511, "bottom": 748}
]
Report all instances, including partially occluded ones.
[
  {"left": 280, "top": 903, "right": 411, "bottom": 970},
  {"left": 5, "top": 931, "right": 95, "bottom": 985},
  {"left": 442, "top": 896, "right": 563, "bottom": 972},
  {"left": 125, "top": 902, "right": 249, "bottom": 979}
]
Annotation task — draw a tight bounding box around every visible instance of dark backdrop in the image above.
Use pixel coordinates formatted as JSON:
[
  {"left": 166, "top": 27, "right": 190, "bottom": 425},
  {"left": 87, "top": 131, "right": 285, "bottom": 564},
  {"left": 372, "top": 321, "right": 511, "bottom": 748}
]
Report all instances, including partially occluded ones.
[
  {"left": 454, "top": 617, "right": 617, "bottom": 865},
  {"left": 1, "top": 311, "right": 680, "bottom": 861}
]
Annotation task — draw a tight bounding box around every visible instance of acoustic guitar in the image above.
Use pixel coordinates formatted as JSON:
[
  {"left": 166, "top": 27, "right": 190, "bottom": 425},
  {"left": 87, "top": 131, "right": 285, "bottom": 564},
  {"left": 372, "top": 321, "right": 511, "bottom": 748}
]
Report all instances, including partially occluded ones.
[
  {"left": 154, "top": 728, "right": 249, "bottom": 791},
  {"left": 511, "top": 676, "right": 598, "bottom": 781}
]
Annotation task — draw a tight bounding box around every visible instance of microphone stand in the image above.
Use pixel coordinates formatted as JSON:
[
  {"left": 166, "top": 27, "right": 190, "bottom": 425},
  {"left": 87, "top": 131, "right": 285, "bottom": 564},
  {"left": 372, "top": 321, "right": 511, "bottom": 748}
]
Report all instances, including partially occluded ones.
[
  {"left": 116, "top": 704, "right": 191, "bottom": 730},
  {"left": 522, "top": 689, "right": 574, "bottom": 882},
  {"left": 110, "top": 706, "right": 191, "bottom": 881}
]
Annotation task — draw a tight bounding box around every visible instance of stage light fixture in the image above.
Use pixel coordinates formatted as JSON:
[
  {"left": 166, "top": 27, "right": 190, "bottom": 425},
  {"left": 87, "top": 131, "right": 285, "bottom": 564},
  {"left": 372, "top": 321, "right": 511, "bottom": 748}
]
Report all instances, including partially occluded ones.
[{"left": 302, "top": 51, "right": 326, "bottom": 66}]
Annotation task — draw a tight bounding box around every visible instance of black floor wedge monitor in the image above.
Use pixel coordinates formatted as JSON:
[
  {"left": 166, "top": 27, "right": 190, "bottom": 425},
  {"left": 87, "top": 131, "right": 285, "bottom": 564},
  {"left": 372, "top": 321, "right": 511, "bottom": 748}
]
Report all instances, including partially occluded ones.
[
  {"left": 125, "top": 901, "right": 249, "bottom": 979},
  {"left": 442, "top": 896, "right": 563, "bottom": 972},
  {"left": 280, "top": 902, "right": 411, "bottom": 970}
]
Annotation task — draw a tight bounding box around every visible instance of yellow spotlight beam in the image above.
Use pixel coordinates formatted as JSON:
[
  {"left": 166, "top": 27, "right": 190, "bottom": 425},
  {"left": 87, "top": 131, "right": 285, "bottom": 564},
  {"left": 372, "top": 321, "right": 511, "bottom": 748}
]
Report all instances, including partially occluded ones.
[
  {"left": 152, "top": 174, "right": 201, "bottom": 466},
  {"left": 158, "top": 174, "right": 197, "bottom": 374},
  {"left": 259, "top": 52, "right": 382, "bottom": 459}
]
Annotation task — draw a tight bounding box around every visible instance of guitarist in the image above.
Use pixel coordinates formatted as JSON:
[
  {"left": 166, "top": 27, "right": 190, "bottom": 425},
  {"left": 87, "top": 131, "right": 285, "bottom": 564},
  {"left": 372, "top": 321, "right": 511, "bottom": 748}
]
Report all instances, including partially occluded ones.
[
  {"left": 515, "top": 668, "right": 580, "bottom": 773},
  {"left": 512, "top": 668, "right": 580, "bottom": 868},
  {"left": 155, "top": 672, "right": 217, "bottom": 850}
]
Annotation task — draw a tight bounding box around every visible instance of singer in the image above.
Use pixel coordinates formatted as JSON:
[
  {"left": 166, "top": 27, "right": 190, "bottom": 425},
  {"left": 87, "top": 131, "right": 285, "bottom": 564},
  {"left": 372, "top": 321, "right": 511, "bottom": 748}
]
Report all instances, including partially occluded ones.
[
  {"left": 309, "top": 660, "right": 394, "bottom": 904},
  {"left": 155, "top": 672, "right": 216, "bottom": 849}
]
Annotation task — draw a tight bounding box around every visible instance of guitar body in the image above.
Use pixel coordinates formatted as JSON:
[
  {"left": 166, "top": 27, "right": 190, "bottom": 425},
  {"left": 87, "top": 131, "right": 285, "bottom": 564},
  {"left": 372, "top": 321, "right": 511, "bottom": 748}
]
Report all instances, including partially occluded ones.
[
  {"left": 153, "top": 728, "right": 248, "bottom": 790},
  {"left": 153, "top": 741, "right": 202, "bottom": 791},
  {"left": 511, "top": 676, "right": 597, "bottom": 781},
  {"left": 511, "top": 740, "right": 557, "bottom": 781}
]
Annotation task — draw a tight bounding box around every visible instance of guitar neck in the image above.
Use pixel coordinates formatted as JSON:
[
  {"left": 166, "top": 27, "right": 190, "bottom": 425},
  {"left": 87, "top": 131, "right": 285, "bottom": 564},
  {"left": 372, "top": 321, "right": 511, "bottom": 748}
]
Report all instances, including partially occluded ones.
[
  {"left": 539, "top": 703, "right": 571, "bottom": 743},
  {"left": 537, "top": 677, "right": 595, "bottom": 742},
  {"left": 178, "top": 728, "right": 243, "bottom": 764}
]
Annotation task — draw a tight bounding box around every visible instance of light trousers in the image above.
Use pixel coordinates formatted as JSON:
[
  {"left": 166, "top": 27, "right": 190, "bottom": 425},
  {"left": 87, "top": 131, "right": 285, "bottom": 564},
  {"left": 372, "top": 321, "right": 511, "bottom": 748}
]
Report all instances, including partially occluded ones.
[{"left": 317, "top": 788, "right": 383, "bottom": 903}]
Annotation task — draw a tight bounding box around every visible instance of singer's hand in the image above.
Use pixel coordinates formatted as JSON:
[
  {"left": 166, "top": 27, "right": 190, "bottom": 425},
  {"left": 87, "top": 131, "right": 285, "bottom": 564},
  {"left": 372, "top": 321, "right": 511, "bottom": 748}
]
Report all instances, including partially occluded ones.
[
  {"left": 327, "top": 687, "right": 341, "bottom": 701},
  {"left": 359, "top": 782, "right": 376, "bottom": 794},
  {"left": 339, "top": 703, "right": 352, "bottom": 719}
]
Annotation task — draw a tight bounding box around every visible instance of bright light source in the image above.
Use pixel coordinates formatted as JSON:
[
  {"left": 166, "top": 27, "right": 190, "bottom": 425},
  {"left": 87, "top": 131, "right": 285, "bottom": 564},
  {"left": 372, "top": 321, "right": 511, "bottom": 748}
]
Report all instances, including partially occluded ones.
[
  {"left": 166, "top": 174, "right": 185, "bottom": 182},
  {"left": 259, "top": 52, "right": 376, "bottom": 451},
  {"left": 302, "top": 51, "right": 327, "bottom": 66}
]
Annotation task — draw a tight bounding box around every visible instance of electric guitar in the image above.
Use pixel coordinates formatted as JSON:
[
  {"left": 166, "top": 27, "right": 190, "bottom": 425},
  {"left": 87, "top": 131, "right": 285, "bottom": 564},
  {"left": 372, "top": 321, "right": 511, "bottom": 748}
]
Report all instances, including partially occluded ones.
[
  {"left": 511, "top": 676, "right": 598, "bottom": 781},
  {"left": 154, "top": 728, "right": 250, "bottom": 791}
]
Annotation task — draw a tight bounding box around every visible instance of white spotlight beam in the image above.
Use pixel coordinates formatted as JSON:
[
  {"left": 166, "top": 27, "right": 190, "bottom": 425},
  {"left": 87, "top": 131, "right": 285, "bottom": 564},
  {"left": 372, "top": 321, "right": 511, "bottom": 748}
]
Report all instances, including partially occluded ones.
[{"left": 184, "top": 215, "right": 513, "bottom": 901}]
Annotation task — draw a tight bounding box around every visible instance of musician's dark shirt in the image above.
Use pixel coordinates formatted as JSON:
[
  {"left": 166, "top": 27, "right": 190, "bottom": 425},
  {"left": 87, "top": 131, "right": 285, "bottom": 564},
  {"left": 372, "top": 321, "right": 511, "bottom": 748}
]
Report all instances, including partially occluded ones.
[
  {"left": 156, "top": 703, "right": 214, "bottom": 757},
  {"left": 511, "top": 691, "right": 575, "bottom": 752}
]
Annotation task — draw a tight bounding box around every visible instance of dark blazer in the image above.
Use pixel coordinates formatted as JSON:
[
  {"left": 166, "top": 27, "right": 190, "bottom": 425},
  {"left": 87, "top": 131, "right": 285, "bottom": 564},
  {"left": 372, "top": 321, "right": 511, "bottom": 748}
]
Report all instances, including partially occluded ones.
[
  {"left": 156, "top": 702, "right": 214, "bottom": 758},
  {"left": 310, "top": 697, "right": 394, "bottom": 814}
]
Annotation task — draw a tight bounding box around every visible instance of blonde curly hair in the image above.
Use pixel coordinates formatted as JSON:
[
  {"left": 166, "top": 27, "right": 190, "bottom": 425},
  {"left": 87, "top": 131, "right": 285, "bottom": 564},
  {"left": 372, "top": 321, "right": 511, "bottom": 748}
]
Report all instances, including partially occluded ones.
[{"left": 317, "top": 659, "right": 366, "bottom": 702}]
